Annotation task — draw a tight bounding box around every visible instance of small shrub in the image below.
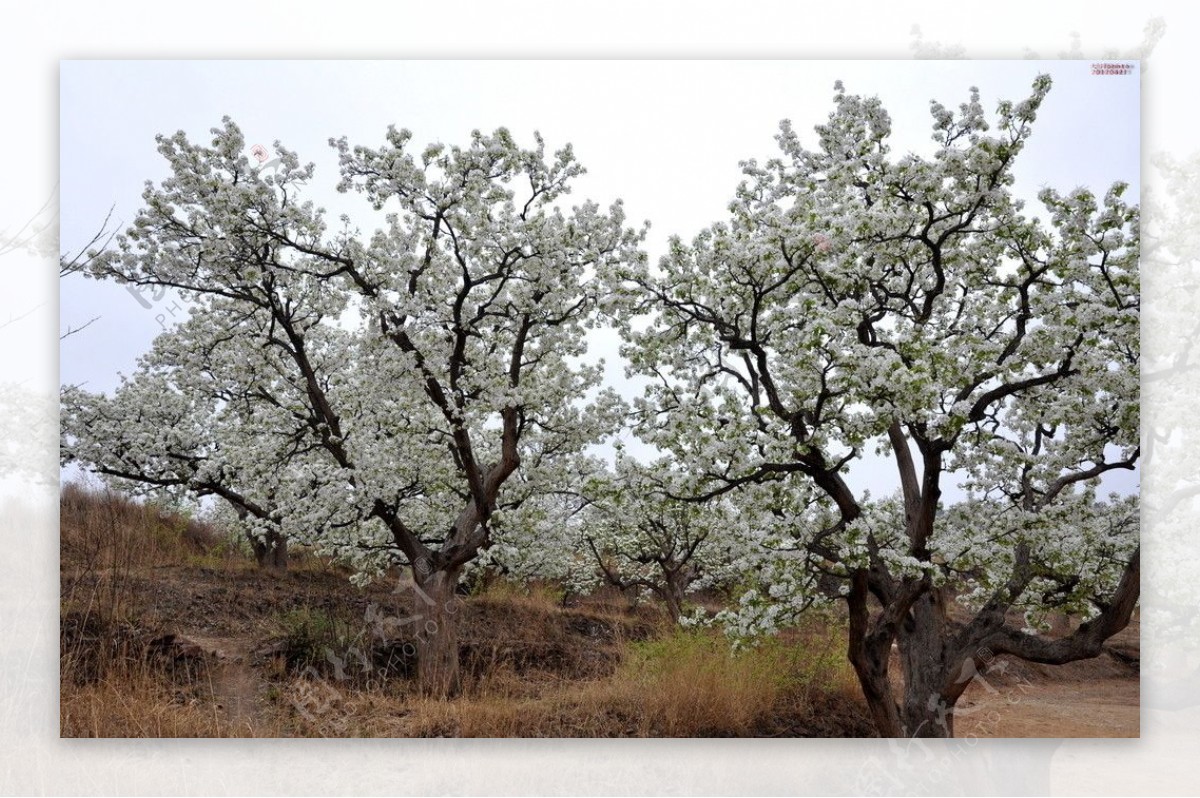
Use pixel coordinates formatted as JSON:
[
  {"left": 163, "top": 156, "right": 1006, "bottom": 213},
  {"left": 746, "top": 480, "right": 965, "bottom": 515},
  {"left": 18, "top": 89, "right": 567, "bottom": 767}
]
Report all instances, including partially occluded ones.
[{"left": 274, "top": 607, "right": 352, "bottom": 672}]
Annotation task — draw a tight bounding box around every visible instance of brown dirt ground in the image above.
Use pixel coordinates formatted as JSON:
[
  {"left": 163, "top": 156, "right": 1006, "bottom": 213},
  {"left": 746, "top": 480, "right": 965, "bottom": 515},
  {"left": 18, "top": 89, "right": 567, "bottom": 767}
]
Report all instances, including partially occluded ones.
[
  {"left": 958, "top": 620, "right": 1140, "bottom": 738},
  {"left": 62, "top": 563, "right": 1139, "bottom": 737}
]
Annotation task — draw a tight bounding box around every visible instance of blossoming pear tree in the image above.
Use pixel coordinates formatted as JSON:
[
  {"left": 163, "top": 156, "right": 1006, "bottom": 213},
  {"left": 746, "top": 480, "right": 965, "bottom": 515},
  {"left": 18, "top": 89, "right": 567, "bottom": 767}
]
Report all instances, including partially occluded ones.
[
  {"left": 607, "top": 76, "right": 1140, "bottom": 737},
  {"left": 62, "top": 118, "right": 642, "bottom": 696},
  {"left": 60, "top": 296, "right": 389, "bottom": 570},
  {"left": 577, "top": 454, "right": 744, "bottom": 622}
]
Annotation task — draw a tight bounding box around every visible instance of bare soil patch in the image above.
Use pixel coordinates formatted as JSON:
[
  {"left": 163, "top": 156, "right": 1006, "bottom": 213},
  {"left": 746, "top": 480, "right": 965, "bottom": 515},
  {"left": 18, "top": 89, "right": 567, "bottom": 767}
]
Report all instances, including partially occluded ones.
[{"left": 959, "top": 620, "right": 1140, "bottom": 738}]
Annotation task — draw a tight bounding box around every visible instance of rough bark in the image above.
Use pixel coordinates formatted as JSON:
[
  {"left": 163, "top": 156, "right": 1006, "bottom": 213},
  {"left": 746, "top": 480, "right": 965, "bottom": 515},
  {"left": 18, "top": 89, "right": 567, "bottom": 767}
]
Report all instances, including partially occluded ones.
[
  {"left": 662, "top": 567, "right": 687, "bottom": 624},
  {"left": 847, "top": 570, "right": 906, "bottom": 737},
  {"left": 412, "top": 566, "right": 464, "bottom": 697},
  {"left": 897, "top": 589, "right": 960, "bottom": 738},
  {"left": 857, "top": 549, "right": 1141, "bottom": 738},
  {"left": 250, "top": 530, "right": 288, "bottom": 571}
]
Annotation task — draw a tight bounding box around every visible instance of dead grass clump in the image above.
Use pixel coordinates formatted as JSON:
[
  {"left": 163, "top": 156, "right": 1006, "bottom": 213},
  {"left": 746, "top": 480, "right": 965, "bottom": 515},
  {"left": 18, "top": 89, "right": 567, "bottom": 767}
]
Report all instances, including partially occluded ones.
[
  {"left": 617, "top": 630, "right": 794, "bottom": 735},
  {"left": 471, "top": 577, "right": 567, "bottom": 610},
  {"left": 60, "top": 666, "right": 274, "bottom": 738}
]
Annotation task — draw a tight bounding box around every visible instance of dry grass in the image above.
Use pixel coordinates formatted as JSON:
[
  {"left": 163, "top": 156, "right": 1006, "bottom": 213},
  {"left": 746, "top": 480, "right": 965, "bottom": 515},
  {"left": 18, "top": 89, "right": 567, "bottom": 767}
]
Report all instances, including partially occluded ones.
[
  {"left": 60, "top": 482, "right": 227, "bottom": 573},
  {"left": 291, "top": 619, "right": 866, "bottom": 738},
  {"left": 331, "top": 624, "right": 867, "bottom": 738},
  {"left": 60, "top": 483, "right": 873, "bottom": 738},
  {"left": 63, "top": 615, "right": 869, "bottom": 738},
  {"left": 61, "top": 663, "right": 275, "bottom": 738},
  {"left": 60, "top": 481, "right": 338, "bottom": 583},
  {"left": 472, "top": 576, "right": 568, "bottom": 609},
  {"left": 610, "top": 624, "right": 858, "bottom": 736}
]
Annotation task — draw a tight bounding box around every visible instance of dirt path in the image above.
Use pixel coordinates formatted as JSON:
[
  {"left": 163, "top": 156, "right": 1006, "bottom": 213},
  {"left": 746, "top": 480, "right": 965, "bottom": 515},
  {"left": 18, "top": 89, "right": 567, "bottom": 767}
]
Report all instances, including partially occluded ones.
[
  {"left": 178, "top": 634, "right": 268, "bottom": 727},
  {"left": 959, "top": 676, "right": 1138, "bottom": 738}
]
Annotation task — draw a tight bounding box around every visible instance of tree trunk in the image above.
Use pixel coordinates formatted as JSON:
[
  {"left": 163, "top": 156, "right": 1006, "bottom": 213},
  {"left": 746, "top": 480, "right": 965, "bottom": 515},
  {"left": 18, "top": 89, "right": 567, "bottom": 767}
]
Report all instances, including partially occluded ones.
[
  {"left": 850, "top": 641, "right": 905, "bottom": 737},
  {"left": 250, "top": 530, "right": 288, "bottom": 571},
  {"left": 897, "top": 590, "right": 958, "bottom": 738},
  {"left": 898, "top": 665, "right": 958, "bottom": 738},
  {"left": 661, "top": 583, "right": 683, "bottom": 624},
  {"left": 661, "top": 566, "right": 691, "bottom": 624},
  {"left": 847, "top": 572, "right": 965, "bottom": 737},
  {"left": 850, "top": 626, "right": 963, "bottom": 738},
  {"left": 412, "top": 566, "right": 464, "bottom": 697},
  {"left": 847, "top": 572, "right": 906, "bottom": 737}
]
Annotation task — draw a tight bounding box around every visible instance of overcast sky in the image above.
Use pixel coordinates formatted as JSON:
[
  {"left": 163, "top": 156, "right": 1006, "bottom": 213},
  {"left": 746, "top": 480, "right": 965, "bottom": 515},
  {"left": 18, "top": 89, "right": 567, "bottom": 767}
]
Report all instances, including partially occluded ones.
[{"left": 59, "top": 60, "right": 1140, "bottom": 497}]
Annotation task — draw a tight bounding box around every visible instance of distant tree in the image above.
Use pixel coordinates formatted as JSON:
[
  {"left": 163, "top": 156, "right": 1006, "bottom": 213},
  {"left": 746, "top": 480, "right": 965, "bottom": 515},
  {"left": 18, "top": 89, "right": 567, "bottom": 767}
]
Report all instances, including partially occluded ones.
[
  {"left": 464, "top": 453, "right": 610, "bottom": 599},
  {"left": 608, "top": 76, "right": 1140, "bottom": 737},
  {"left": 579, "top": 456, "right": 741, "bottom": 623}
]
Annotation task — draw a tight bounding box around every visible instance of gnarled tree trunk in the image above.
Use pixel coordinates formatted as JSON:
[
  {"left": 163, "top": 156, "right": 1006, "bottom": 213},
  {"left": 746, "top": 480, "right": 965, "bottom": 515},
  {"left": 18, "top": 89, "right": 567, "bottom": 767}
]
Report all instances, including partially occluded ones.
[
  {"left": 661, "top": 562, "right": 697, "bottom": 624},
  {"left": 847, "top": 570, "right": 907, "bottom": 737},
  {"left": 411, "top": 566, "right": 464, "bottom": 697},
  {"left": 848, "top": 549, "right": 1140, "bottom": 738},
  {"left": 661, "top": 575, "right": 685, "bottom": 624},
  {"left": 896, "top": 590, "right": 966, "bottom": 738}
]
